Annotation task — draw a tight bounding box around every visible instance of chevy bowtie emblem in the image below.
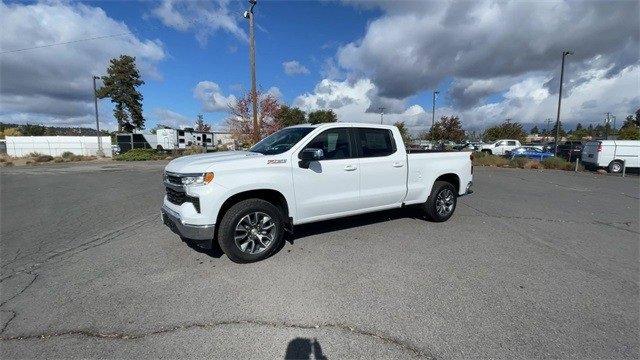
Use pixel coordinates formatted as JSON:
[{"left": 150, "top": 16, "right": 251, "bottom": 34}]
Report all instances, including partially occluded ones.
[{"left": 267, "top": 159, "right": 287, "bottom": 164}]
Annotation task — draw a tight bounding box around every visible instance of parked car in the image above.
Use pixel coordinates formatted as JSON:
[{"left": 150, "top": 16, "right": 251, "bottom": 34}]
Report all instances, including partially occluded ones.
[
  {"left": 557, "top": 141, "right": 583, "bottom": 161},
  {"left": 581, "top": 140, "right": 640, "bottom": 173},
  {"left": 507, "top": 146, "right": 555, "bottom": 160},
  {"left": 479, "top": 139, "right": 521, "bottom": 156},
  {"left": 161, "top": 123, "right": 474, "bottom": 263}
]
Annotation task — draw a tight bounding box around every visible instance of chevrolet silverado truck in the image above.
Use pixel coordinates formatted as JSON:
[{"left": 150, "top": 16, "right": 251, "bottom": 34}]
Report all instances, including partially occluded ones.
[{"left": 161, "top": 123, "right": 473, "bottom": 263}]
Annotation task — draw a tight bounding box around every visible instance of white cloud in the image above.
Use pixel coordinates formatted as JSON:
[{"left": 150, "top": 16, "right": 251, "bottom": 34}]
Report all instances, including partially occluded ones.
[
  {"left": 282, "top": 60, "right": 310, "bottom": 76},
  {"left": 338, "top": 1, "right": 638, "bottom": 100},
  {"left": 294, "top": 78, "right": 429, "bottom": 132},
  {"left": 152, "top": 0, "right": 246, "bottom": 45},
  {"left": 0, "top": 1, "right": 165, "bottom": 127},
  {"left": 193, "top": 81, "right": 237, "bottom": 112},
  {"left": 153, "top": 108, "right": 191, "bottom": 128},
  {"left": 448, "top": 64, "right": 640, "bottom": 129}
]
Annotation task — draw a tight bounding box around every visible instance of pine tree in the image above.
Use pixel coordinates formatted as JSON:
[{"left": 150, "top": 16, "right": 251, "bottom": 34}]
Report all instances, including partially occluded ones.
[{"left": 97, "top": 55, "right": 145, "bottom": 132}]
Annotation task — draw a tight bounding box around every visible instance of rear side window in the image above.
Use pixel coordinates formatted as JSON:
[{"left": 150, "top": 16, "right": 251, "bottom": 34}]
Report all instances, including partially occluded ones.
[
  {"left": 507, "top": 141, "right": 517, "bottom": 146},
  {"left": 357, "top": 128, "right": 396, "bottom": 157},
  {"left": 304, "top": 128, "right": 352, "bottom": 160}
]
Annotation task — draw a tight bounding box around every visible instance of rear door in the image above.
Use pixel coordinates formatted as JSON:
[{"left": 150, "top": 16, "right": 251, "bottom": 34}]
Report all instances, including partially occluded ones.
[
  {"left": 355, "top": 127, "right": 407, "bottom": 209},
  {"left": 292, "top": 127, "right": 360, "bottom": 221}
]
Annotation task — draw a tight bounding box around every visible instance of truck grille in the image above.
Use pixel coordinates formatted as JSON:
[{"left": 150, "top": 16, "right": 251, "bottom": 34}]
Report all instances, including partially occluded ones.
[
  {"left": 166, "top": 173, "right": 182, "bottom": 186},
  {"left": 165, "top": 187, "right": 200, "bottom": 213},
  {"left": 166, "top": 187, "right": 186, "bottom": 205}
]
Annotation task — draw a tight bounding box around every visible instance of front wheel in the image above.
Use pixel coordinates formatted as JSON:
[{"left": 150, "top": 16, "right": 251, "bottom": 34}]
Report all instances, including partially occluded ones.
[
  {"left": 423, "top": 181, "right": 457, "bottom": 222},
  {"left": 217, "top": 199, "right": 285, "bottom": 263}
]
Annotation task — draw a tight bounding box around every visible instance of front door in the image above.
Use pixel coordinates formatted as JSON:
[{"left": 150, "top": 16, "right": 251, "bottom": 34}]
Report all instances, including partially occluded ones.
[{"left": 292, "top": 127, "right": 360, "bottom": 222}]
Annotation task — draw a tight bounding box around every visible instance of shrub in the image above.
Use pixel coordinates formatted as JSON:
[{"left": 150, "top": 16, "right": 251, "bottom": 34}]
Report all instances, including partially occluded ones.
[
  {"left": 508, "top": 157, "right": 528, "bottom": 169},
  {"left": 473, "top": 153, "right": 509, "bottom": 167},
  {"left": 2, "top": 161, "right": 13, "bottom": 167},
  {"left": 28, "top": 152, "right": 44, "bottom": 158},
  {"left": 524, "top": 160, "right": 542, "bottom": 169},
  {"left": 183, "top": 146, "right": 206, "bottom": 155},
  {"left": 114, "top": 148, "right": 162, "bottom": 161},
  {"left": 34, "top": 155, "right": 54, "bottom": 163},
  {"left": 0, "top": 157, "right": 5, "bottom": 163},
  {"left": 542, "top": 156, "right": 573, "bottom": 170},
  {"left": 61, "top": 151, "right": 74, "bottom": 159}
]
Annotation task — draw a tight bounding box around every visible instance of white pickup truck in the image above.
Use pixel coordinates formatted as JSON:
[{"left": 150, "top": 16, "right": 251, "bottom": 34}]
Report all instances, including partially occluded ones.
[
  {"left": 479, "top": 139, "right": 521, "bottom": 156},
  {"left": 161, "top": 123, "right": 473, "bottom": 262}
]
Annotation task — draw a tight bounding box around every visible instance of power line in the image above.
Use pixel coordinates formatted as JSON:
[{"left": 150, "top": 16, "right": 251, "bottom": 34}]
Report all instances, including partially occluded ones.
[{"left": 0, "top": 33, "right": 131, "bottom": 55}]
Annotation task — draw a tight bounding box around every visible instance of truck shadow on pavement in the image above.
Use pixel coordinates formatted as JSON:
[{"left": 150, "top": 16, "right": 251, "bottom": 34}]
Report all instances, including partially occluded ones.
[
  {"left": 287, "top": 206, "right": 423, "bottom": 245},
  {"left": 285, "top": 337, "right": 328, "bottom": 360},
  {"left": 182, "top": 207, "right": 424, "bottom": 260}
]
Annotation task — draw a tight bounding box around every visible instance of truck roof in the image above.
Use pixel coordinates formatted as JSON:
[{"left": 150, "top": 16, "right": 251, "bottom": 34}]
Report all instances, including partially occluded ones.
[{"left": 288, "top": 122, "right": 397, "bottom": 129}]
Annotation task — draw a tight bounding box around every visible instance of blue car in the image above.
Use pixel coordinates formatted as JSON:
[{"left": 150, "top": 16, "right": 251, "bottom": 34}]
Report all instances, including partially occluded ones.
[{"left": 508, "top": 146, "right": 555, "bottom": 160}]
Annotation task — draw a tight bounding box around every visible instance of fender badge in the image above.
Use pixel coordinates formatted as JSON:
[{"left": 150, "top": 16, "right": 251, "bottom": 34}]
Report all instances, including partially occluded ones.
[{"left": 267, "top": 159, "right": 287, "bottom": 164}]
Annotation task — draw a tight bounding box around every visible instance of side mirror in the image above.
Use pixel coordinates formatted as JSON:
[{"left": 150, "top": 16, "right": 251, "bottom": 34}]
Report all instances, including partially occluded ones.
[{"left": 298, "top": 148, "right": 324, "bottom": 168}]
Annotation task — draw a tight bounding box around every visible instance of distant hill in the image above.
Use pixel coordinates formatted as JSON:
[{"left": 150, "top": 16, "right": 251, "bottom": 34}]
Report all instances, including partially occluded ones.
[{"left": 0, "top": 123, "right": 110, "bottom": 136}]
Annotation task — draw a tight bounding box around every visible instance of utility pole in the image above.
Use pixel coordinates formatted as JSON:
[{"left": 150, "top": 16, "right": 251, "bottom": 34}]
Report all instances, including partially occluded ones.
[
  {"left": 92, "top": 75, "right": 103, "bottom": 156},
  {"left": 554, "top": 50, "right": 573, "bottom": 155},
  {"left": 546, "top": 118, "right": 551, "bottom": 141},
  {"left": 431, "top": 90, "right": 439, "bottom": 140},
  {"left": 378, "top": 107, "right": 385, "bottom": 124},
  {"left": 244, "top": 0, "right": 259, "bottom": 143},
  {"left": 604, "top": 112, "right": 612, "bottom": 139}
]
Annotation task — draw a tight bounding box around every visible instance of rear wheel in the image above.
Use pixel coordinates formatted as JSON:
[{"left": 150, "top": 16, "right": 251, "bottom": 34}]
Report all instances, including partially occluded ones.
[
  {"left": 217, "top": 199, "right": 285, "bottom": 263},
  {"left": 481, "top": 149, "right": 492, "bottom": 155},
  {"left": 608, "top": 160, "right": 623, "bottom": 173},
  {"left": 423, "top": 181, "right": 457, "bottom": 222}
]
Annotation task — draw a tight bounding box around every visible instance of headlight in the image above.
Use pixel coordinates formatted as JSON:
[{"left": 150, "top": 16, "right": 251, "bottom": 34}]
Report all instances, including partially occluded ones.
[{"left": 181, "top": 172, "right": 214, "bottom": 186}]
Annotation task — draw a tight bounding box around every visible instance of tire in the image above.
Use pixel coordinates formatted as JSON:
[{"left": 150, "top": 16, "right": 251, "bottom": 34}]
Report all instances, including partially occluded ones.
[
  {"left": 423, "top": 181, "right": 458, "bottom": 222},
  {"left": 217, "top": 198, "right": 285, "bottom": 263},
  {"left": 608, "top": 160, "right": 623, "bottom": 173},
  {"left": 481, "top": 149, "right": 492, "bottom": 155}
]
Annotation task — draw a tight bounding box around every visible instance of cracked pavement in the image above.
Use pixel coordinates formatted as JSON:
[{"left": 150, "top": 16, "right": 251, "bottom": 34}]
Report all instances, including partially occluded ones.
[{"left": 0, "top": 163, "right": 638, "bottom": 359}]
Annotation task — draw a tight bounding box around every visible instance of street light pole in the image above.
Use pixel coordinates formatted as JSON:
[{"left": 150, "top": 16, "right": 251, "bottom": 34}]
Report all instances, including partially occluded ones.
[
  {"left": 431, "top": 90, "right": 439, "bottom": 139},
  {"left": 244, "top": 0, "right": 259, "bottom": 144},
  {"left": 92, "top": 75, "right": 103, "bottom": 156},
  {"left": 554, "top": 50, "right": 573, "bottom": 155},
  {"left": 379, "top": 107, "right": 385, "bottom": 124}
]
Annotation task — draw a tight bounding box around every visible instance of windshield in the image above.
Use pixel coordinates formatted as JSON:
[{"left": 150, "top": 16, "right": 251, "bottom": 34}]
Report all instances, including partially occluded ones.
[{"left": 250, "top": 127, "right": 314, "bottom": 155}]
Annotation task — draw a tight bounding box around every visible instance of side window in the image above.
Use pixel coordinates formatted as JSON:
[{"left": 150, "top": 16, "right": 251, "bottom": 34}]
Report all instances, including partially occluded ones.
[
  {"left": 303, "top": 128, "right": 352, "bottom": 160},
  {"left": 357, "top": 128, "right": 396, "bottom": 157},
  {"left": 507, "top": 141, "right": 517, "bottom": 146}
]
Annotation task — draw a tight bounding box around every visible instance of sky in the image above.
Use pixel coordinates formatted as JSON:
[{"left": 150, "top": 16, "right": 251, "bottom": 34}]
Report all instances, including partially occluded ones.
[{"left": 1, "top": 0, "right": 638, "bottom": 134}]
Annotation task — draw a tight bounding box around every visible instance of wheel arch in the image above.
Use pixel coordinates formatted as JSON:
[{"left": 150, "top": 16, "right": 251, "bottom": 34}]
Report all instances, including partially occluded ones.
[
  {"left": 216, "top": 189, "right": 292, "bottom": 231},
  {"left": 434, "top": 173, "right": 460, "bottom": 194}
]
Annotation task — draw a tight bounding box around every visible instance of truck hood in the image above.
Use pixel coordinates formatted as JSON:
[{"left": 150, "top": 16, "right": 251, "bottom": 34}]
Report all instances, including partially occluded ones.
[{"left": 165, "top": 151, "right": 263, "bottom": 174}]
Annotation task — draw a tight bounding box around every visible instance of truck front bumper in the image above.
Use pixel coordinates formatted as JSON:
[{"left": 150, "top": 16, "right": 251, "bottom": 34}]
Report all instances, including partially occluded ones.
[{"left": 161, "top": 204, "right": 215, "bottom": 240}]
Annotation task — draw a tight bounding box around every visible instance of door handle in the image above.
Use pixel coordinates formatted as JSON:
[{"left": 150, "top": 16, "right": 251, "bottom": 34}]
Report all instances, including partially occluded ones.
[
  {"left": 393, "top": 162, "right": 404, "bottom": 168},
  {"left": 344, "top": 165, "right": 357, "bottom": 171}
]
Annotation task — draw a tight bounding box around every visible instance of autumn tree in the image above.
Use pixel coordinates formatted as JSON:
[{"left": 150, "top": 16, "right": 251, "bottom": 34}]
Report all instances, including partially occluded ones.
[
  {"left": 430, "top": 116, "right": 465, "bottom": 142},
  {"left": 483, "top": 120, "right": 527, "bottom": 143},
  {"left": 195, "top": 114, "right": 211, "bottom": 132},
  {"left": 226, "top": 90, "right": 281, "bottom": 146},
  {"left": 530, "top": 125, "right": 539, "bottom": 134},
  {"left": 308, "top": 109, "right": 338, "bottom": 124},
  {"left": 97, "top": 55, "right": 145, "bottom": 132},
  {"left": 394, "top": 122, "right": 412, "bottom": 145},
  {"left": 275, "top": 106, "right": 306, "bottom": 127}
]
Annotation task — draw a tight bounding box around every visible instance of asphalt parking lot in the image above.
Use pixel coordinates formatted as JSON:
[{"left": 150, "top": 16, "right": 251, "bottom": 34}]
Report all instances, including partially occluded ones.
[{"left": 1, "top": 162, "right": 638, "bottom": 359}]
